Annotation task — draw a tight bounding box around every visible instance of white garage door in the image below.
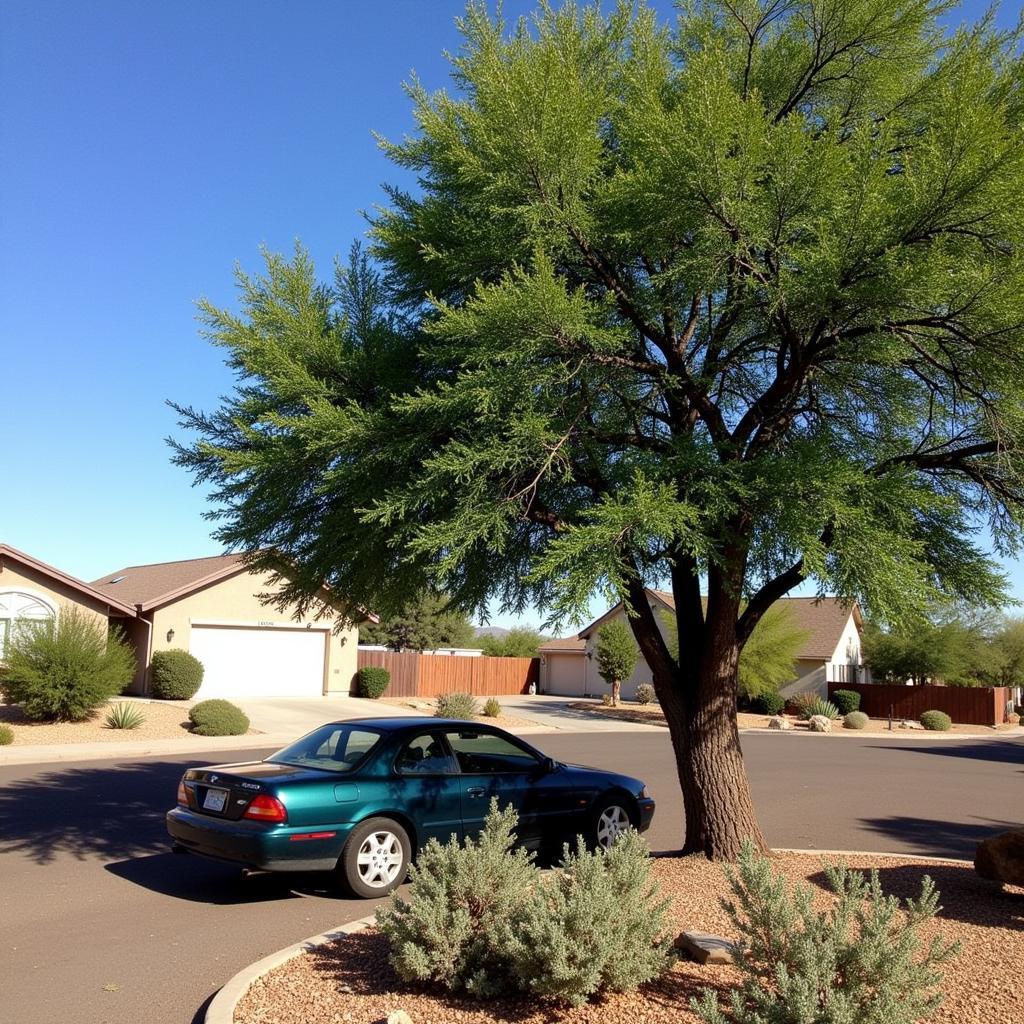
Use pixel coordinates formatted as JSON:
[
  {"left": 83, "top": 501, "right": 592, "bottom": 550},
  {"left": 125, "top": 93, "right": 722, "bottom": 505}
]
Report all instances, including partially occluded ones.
[
  {"left": 543, "top": 653, "right": 587, "bottom": 696},
  {"left": 188, "top": 626, "right": 327, "bottom": 699}
]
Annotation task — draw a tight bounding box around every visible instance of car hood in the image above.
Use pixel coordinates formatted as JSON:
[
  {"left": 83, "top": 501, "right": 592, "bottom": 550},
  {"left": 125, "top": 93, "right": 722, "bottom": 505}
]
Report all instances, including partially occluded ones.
[{"left": 557, "top": 761, "right": 646, "bottom": 793}]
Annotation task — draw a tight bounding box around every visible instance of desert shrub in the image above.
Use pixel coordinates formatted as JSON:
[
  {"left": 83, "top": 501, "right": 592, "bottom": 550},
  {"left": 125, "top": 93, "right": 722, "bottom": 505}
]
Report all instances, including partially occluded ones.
[
  {"left": 482, "top": 697, "right": 501, "bottom": 717},
  {"left": 789, "top": 691, "right": 818, "bottom": 716},
  {"left": 377, "top": 801, "right": 536, "bottom": 996},
  {"left": 189, "top": 699, "right": 249, "bottom": 736},
  {"left": 752, "top": 691, "right": 785, "bottom": 715},
  {"left": 634, "top": 683, "right": 656, "bottom": 705},
  {"left": 435, "top": 692, "right": 479, "bottom": 720},
  {"left": 692, "top": 842, "right": 959, "bottom": 1024},
  {"left": 800, "top": 696, "right": 841, "bottom": 721},
  {"left": 843, "top": 710, "right": 869, "bottom": 730},
  {"left": 378, "top": 801, "right": 673, "bottom": 1005},
  {"left": 494, "top": 830, "right": 673, "bottom": 1006},
  {"left": 150, "top": 648, "right": 204, "bottom": 700},
  {"left": 0, "top": 724, "right": 12, "bottom": 745},
  {"left": 831, "top": 689, "right": 861, "bottom": 715},
  {"left": 357, "top": 666, "right": 390, "bottom": 699},
  {"left": 600, "top": 693, "right": 613, "bottom": 707},
  {"left": 2, "top": 608, "right": 135, "bottom": 721},
  {"left": 105, "top": 702, "right": 146, "bottom": 730},
  {"left": 920, "top": 710, "right": 952, "bottom": 731}
]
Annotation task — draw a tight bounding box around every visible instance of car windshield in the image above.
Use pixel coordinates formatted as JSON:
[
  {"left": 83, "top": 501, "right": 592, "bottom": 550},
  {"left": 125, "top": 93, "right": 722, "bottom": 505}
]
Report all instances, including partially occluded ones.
[{"left": 267, "top": 724, "right": 384, "bottom": 774}]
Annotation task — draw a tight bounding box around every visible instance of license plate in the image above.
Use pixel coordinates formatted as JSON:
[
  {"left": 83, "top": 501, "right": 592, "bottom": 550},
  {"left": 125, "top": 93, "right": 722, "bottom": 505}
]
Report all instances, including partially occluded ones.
[{"left": 202, "top": 787, "right": 228, "bottom": 812}]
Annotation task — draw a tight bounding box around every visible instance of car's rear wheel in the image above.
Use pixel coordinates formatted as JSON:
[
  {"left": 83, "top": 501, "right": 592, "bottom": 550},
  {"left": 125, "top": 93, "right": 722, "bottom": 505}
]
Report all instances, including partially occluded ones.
[
  {"left": 593, "top": 799, "right": 633, "bottom": 850},
  {"left": 338, "top": 817, "right": 411, "bottom": 898}
]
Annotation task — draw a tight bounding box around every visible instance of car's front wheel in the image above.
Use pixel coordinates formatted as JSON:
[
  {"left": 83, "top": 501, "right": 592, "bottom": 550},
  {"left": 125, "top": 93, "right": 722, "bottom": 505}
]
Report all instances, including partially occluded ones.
[
  {"left": 593, "top": 799, "right": 633, "bottom": 850},
  {"left": 338, "top": 817, "right": 411, "bottom": 898}
]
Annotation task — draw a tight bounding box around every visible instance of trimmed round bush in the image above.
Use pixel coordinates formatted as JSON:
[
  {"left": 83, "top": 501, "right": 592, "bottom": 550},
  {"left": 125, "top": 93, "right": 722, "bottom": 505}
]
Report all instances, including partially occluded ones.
[
  {"left": 189, "top": 699, "right": 249, "bottom": 736},
  {"left": 831, "top": 689, "right": 861, "bottom": 715},
  {"left": 920, "top": 709, "right": 952, "bottom": 731},
  {"left": 635, "top": 683, "right": 656, "bottom": 705},
  {"left": 752, "top": 691, "right": 786, "bottom": 716},
  {"left": 0, "top": 724, "right": 13, "bottom": 745},
  {"left": 482, "top": 697, "right": 501, "bottom": 717},
  {"left": 357, "top": 666, "right": 391, "bottom": 699},
  {"left": 843, "top": 711, "right": 869, "bottom": 730},
  {"left": 435, "top": 692, "right": 479, "bottom": 720},
  {"left": 150, "top": 648, "right": 204, "bottom": 700}
]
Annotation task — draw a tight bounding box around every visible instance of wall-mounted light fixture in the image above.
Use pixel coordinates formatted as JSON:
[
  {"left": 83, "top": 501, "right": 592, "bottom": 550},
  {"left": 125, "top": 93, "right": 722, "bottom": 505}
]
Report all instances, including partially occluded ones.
[{"left": 166, "top": 628, "right": 175, "bottom": 643}]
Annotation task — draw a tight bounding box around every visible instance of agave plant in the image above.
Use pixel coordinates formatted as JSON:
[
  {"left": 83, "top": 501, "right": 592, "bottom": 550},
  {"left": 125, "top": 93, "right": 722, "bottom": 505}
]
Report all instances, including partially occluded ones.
[
  {"left": 105, "top": 702, "right": 146, "bottom": 730},
  {"left": 802, "top": 696, "right": 841, "bottom": 721}
]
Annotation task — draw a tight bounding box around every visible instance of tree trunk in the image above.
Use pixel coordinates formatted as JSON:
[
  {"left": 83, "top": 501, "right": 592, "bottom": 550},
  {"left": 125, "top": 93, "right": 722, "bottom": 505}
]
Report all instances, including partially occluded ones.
[{"left": 611, "top": 679, "right": 621, "bottom": 706}]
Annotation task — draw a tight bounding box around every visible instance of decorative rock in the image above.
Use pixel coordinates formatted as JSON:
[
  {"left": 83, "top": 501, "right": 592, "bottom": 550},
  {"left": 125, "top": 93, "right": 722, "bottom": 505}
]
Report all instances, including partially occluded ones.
[
  {"left": 898, "top": 719, "right": 924, "bottom": 730},
  {"left": 808, "top": 714, "right": 832, "bottom": 733},
  {"left": 975, "top": 829, "right": 1024, "bottom": 887},
  {"left": 768, "top": 715, "right": 791, "bottom": 730},
  {"left": 1006, "top": 711, "right": 1020, "bottom": 726},
  {"left": 674, "top": 930, "right": 735, "bottom": 965},
  {"left": 387, "top": 1012, "right": 414, "bottom": 1024}
]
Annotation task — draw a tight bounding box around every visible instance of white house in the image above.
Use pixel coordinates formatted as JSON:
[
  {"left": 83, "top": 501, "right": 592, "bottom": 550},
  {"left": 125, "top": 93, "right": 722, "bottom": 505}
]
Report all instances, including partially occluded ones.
[{"left": 538, "top": 589, "right": 865, "bottom": 701}]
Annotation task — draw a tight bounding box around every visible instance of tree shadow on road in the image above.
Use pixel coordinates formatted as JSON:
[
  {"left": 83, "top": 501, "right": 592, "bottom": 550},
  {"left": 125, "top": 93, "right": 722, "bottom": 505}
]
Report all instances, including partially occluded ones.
[
  {"left": 857, "top": 814, "right": 1021, "bottom": 860},
  {"left": 863, "top": 740, "right": 1024, "bottom": 767}
]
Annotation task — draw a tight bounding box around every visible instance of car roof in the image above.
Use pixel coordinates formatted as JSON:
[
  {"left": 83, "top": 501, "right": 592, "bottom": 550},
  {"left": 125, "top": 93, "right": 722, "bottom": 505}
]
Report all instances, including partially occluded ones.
[{"left": 322, "top": 717, "right": 506, "bottom": 732}]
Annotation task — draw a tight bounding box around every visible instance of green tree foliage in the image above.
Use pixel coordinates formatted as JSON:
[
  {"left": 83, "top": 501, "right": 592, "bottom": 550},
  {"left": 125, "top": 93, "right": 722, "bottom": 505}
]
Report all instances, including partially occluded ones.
[
  {"left": 360, "top": 591, "right": 476, "bottom": 651},
  {"left": 479, "top": 627, "right": 546, "bottom": 658},
  {"left": 991, "top": 617, "right": 1024, "bottom": 687},
  {"left": 692, "top": 842, "right": 959, "bottom": 1024},
  {"left": 594, "top": 620, "right": 638, "bottom": 705},
  {"left": 172, "top": 2, "right": 1024, "bottom": 858},
  {"left": 2, "top": 608, "right": 135, "bottom": 721},
  {"left": 662, "top": 603, "right": 808, "bottom": 700}
]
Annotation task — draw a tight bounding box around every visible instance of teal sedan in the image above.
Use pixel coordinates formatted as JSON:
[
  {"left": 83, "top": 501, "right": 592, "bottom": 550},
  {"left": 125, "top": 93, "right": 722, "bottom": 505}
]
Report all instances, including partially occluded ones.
[{"left": 167, "top": 717, "right": 655, "bottom": 897}]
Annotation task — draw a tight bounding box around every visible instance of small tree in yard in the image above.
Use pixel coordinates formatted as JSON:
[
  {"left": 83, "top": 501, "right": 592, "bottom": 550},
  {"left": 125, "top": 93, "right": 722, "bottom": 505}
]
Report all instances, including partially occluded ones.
[
  {"left": 2, "top": 607, "right": 135, "bottom": 721},
  {"left": 172, "top": 2, "right": 1024, "bottom": 858},
  {"left": 594, "top": 620, "right": 637, "bottom": 707}
]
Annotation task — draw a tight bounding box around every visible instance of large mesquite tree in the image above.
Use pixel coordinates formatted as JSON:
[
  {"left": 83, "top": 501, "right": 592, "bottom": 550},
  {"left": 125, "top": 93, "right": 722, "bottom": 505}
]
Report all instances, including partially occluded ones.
[{"left": 173, "top": 1, "right": 1024, "bottom": 858}]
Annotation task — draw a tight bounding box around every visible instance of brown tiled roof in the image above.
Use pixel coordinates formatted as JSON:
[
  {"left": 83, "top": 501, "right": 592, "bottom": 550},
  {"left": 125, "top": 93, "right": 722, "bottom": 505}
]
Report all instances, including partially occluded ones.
[
  {"left": 91, "top": 553, "right": 248, "bottom": 611},
  {"left": 650, "top": 590, "right": 859, "bottom": 660},
  {"left": 0, "top": 543, "right": 137, "bottom": 616},
  {"left": 537, "top": 636, "right": 587, "bottom": 653}
]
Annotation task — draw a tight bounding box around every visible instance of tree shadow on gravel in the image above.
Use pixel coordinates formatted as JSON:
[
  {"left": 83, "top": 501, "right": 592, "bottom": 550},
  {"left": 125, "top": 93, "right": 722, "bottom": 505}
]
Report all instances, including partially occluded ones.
[
  {"left": 805, "top": 862, "right": 1024, "bottom": 932},
  {"left": 857, "top": 814, "right": 1020, "bottom": 860},
  {"left": 306, "top": 927, "right": 737, "bottom": 1023}
]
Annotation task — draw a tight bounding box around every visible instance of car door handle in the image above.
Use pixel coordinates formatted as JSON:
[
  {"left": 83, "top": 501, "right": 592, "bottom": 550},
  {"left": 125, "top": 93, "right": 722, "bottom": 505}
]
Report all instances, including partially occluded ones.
[{"left": 466, "top": 787, "right": 485, "bottom": 798}]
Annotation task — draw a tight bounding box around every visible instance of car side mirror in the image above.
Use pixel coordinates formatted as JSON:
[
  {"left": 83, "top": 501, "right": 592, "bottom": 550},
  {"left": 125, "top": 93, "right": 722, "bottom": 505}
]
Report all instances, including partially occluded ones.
[{"left": 542, "top": 756, "right": 558, "bottom": 773}]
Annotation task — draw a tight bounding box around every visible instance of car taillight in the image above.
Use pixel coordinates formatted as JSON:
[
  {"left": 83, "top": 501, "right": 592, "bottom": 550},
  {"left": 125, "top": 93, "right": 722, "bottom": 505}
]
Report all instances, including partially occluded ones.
[
  {"left": 243, "top": 794, "right": 287, "bottom": 823},
  {"left": 177, "top": 780, "right": 189, "bottom": 806}
]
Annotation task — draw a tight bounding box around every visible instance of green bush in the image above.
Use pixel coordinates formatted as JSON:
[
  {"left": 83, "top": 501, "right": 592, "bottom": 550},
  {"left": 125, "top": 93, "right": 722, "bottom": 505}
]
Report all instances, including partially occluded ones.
[
  {"left": 482, "top": 697, "right": 501, "bottom": 717},
  {"left": 920, "top": 709, "right": 952, "bottom": 731},
  {"left": 377, "top": 801, "right": 536, "bottom": 996},
  {"left": 752, "top": 691, "right": 785, "bottom": 715},
  {"left": 435, "top": 692, "right": 478, "bottom": 720},
  {"left": 189, "top": 699, "right": 249, "bottom": 736},
  {"left": 357, "top": 666, "right": 391, "bottom": 699},
  {"left": 495, "top": 831, "right": 674, "bottom": 1006},
  {"left": 105, "top": 702, "right": 146, "bottom": 730},
  {"left": 831, "top": 689, "right": 861, "bottom": 715},
  {"left": 2, "top": 608, "right": 135, "bottom": 721},
  {"left": 843, "top": 710, "right": 869, "bottom": 730},
  {"left": 800, "top": 696, "right": 841, "bottom": 721},
  {"left": 378, "top": 801, "right": 673, "bottom": 1005},
  {"left": 150, "top": 648, "right": 204, "bottom": 700},
  {"left": 0, "top": 724, "right": 13, "bottom": 745},
  {"left": 635, "top": 683, "right": 656, "bottom": 705},
  {"left": 692, "top": 842, "right": 959, "bottom": 1024}
]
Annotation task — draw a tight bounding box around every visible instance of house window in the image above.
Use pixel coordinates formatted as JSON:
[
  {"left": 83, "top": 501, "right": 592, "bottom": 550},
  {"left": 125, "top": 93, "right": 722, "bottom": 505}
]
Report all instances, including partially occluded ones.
[{"left": 0, "top": 590, "right": 57, "bottom": 659}]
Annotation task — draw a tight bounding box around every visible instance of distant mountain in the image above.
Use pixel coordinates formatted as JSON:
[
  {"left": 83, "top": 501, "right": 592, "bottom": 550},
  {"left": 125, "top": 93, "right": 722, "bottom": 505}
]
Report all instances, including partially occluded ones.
[{"left": 474, "top": 625, "right": 511, "bottom": 639}]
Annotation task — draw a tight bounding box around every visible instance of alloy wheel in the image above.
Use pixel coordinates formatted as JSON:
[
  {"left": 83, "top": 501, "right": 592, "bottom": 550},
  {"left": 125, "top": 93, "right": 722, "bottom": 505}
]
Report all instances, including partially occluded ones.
[{"left": 355, "top": 830, "right": 404, "bottom": 888}]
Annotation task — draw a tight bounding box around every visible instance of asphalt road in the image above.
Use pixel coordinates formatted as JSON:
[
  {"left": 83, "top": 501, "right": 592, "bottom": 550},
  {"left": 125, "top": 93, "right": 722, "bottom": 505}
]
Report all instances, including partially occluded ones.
[{"left": 2, "top": 730, "right": 1022, "bottom": 1024}]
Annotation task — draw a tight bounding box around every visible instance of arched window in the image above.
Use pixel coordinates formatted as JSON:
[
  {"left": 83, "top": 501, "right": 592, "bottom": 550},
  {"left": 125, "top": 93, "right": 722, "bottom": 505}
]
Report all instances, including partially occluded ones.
[{"left": 0, "top": 590, "right": 57, "bottom": 658}]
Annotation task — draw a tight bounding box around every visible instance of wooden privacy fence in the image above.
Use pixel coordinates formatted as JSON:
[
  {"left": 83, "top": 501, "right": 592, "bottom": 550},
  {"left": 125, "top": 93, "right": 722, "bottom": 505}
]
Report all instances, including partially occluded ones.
[
  {"left": 827, "top": 681, "right": 1010, "bottom": 726},
  {"left": 355, "top": 650, "right": 538, "bottom": 699}
]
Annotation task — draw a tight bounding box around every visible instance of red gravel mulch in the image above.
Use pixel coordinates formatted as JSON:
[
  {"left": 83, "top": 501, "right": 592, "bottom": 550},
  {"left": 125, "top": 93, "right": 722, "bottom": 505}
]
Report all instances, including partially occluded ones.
[{"left": 235, "top": 853, "right": 1024, "bottom": 1024}]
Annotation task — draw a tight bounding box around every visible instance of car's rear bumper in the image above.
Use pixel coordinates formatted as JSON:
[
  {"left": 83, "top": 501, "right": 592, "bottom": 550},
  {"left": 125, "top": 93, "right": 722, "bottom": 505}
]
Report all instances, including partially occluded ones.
[
  {"left": 637, "top": 797, "right": 655, "bottom": 832},
  {"left": 166, "top": 807, "right": 351, "bottom": 872}
]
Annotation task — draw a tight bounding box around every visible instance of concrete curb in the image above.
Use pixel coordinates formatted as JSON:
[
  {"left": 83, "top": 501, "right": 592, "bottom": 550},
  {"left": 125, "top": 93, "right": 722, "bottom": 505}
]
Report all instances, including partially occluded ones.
[
  {"left": 739, "top": 726, "right": 1024, "bottom": 740},
  {"left": 774, "top": 847, "right": 974, "bottom": 865},
  {"left": 205, "top": 914, "right": 377, "bottom": 1024}
]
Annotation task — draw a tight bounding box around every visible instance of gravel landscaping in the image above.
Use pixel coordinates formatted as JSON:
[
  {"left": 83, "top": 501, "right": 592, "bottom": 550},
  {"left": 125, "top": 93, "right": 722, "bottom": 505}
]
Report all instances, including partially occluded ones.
[
  {"left": 234, "top": 853, "right": 1023, "bottom": 1024},
  {"left": 572, "top": 701, "right": 1023, "bottom": 736},
  {"left": 0, "top": 696, "right": 259, "bottom": 744}
]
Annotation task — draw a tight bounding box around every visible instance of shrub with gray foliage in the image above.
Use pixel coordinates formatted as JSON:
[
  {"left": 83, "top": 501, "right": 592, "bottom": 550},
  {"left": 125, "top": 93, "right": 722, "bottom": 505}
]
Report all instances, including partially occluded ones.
[
  {"left": 435, "top": 691, "right": 479, "bottom": 720},
  {"left": 692, "top": 842, "right": 959, "bottom": 1024}
]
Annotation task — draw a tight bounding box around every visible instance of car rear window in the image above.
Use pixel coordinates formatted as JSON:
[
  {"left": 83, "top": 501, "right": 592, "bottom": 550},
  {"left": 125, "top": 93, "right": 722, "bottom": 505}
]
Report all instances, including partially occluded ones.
[{"left": 267, "top": 725, "right": 383, "bottom": 773}]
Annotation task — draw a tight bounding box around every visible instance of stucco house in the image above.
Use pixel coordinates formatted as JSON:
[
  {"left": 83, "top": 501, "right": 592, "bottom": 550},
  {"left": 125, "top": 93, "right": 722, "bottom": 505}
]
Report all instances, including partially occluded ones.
[
  {"left": 538, "top": 589, "right": 865, "bottom": 702},
  {"left": 0, "top": 543, "right": 363, "bottom": 701}
]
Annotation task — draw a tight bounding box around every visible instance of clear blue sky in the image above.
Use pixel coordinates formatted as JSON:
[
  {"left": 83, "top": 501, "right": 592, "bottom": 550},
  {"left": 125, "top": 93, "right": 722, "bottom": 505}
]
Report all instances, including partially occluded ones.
[{"left": 0, "top": 0, "right": 1016, "bottom": 628}]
